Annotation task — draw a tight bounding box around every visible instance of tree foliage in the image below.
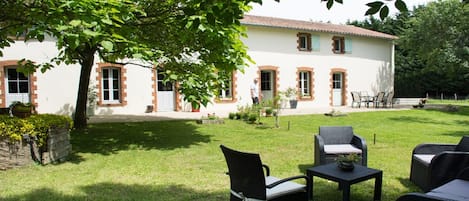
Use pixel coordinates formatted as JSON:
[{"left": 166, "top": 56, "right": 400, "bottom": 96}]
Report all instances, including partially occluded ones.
[{"left": 350, "top": 0, "right": 469, "bottom": 98}]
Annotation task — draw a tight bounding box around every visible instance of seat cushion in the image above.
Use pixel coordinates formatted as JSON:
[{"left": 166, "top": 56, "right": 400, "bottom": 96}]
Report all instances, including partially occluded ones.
[
  {"left": 324, "top": 144, "right": 362, "bottom": 154},
  {"left": 426, "top": 179, "right": 469, "bottom": 200},
  {"left": 265, "top": 176, "right": 305, "bottom": 200},
  {"left": 413, "top": 154, "right": 435, "bottom": 165}
]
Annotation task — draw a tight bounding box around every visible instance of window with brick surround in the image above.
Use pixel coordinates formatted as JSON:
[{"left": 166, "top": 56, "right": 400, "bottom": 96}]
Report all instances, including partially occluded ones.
[
  {"left": 299, "top": 71, "right": 311, "bottom": 97},
  {"left": 218, "top": 71, "right": 233, "bottom": 100},
  {"left": 332, "top": 36, "right": 352, "bottom": 54},
  {"left": 297, "top": 33, "right": 311, "bottom": 51}
]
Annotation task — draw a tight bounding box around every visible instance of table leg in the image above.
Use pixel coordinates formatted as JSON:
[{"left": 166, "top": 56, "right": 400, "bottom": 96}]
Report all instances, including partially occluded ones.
[
  {"left": 374, "top": 172, "right": 383, "bottom": 201},
  {"left": 342, "top": 182, "right": 351, "bottom": 201},
  {"left": 307, "top": 172, "right": 313, "bottom": 200}
]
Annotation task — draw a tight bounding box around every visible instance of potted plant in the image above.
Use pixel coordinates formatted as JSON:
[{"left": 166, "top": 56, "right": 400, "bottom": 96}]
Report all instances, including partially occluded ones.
[
  {"left": 265, "top": 107, "right": 273, "bottom": 117},
  {"left": 336, "top": 153, "right": 361, "bottom": 171},
  {"left": 10, "top": 102, "right": 35, "bottom": 118},
  {"left": 191, "top": 101, "right": 200, "bottom": 112},
  {"left": 283, "top": 87, "right": 298, "bottom": 109}
]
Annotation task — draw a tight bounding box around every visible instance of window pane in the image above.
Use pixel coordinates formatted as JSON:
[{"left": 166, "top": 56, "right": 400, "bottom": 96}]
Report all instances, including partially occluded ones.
[
  {"left": 113, "top": 91, "right": 120, "bottom": 100},
  {"left": 103, "top": 80, "right": 109, "bottom": 89},
  {"left": 19, "top": 82, "right": 29, "bottom": 93},
  {"left": 18, "top": 72, "right": 28, "bottom": 80},
  {"left": 103, "top": 69, "right": 109, "bottom": 78},
  {"left": 112, "top": 69, "right": 119, "bottom": 78},
  {"left": 103, "top": 91, "right": 109, "bottom": 100},
  {"left": 300, "top": 36, "right": 307, "bottom": 49},
  {"left": 112, "top": 79, "right": 119, "bottom": 89},
  {"left": 7, "top": 69, "right": 18, "bottom": 80},
  {"left": 8, "top": 82, "right": 18, "bottom": 93}
]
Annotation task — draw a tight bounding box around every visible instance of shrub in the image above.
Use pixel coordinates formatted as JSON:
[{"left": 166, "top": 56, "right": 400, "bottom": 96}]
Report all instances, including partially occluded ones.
[
  {"left": 248, "top": 113, "right": 257, "bottom": 123},
  {"left": 228, "top": 112, "right": 236, "bottom": 120},
  {"left": 0, "top": 114, "right": 73, "bottom": 148}
]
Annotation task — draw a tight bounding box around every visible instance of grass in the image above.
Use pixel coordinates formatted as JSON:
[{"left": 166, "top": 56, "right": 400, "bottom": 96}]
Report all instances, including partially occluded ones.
[{"left": 1, "top": 104, "right": 469, "bottom": 201}]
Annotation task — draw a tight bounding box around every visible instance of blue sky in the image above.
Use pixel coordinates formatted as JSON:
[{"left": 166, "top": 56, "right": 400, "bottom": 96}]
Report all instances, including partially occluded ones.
[{"left": 248, "top": 0, "right": 434, "bottom": 24}]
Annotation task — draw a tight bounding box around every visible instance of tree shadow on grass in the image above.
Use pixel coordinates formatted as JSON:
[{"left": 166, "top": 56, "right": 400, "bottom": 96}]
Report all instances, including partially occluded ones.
[
  {"left": 0, "top": 182, "right": 227, "bottom": 201},
  {"left": 69, "top": 120, "right": 211, "bottom": 163},
  {"left": 387, "top": 116, "right": 447, "bottom": 125}
]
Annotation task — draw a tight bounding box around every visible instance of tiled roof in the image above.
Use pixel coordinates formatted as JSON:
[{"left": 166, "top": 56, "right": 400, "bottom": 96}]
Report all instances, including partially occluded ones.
[{"left": 241, "top": 15, "right": 398, "bottom": 40}]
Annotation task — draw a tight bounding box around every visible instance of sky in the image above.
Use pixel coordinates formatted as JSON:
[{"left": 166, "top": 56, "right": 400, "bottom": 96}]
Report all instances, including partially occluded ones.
[{"left": 247, "top": 0, "right": 435, "bottom": 24}]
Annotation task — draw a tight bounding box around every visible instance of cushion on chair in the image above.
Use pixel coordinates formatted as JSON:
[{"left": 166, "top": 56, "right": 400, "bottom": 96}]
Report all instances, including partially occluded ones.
[
  {"left": 426, "top": 179, "right": 469, "bottom": 200},
  {"left": 324, "top": 144, "right": 362, "bottom": 154},
  {"left": 413, "top": 154, "right": 435, "bottom": 165},
  {"left": 265, "top": 176, "right": 305, "bottom": 200},
  {"left": 455, "top": 136, "right": 469, "bottom": 152}
]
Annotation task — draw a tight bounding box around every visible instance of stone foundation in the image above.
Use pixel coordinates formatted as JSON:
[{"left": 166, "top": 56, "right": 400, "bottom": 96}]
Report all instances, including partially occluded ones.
[{"left": 0, "top": 127, "right": 71, "bottom": 170}]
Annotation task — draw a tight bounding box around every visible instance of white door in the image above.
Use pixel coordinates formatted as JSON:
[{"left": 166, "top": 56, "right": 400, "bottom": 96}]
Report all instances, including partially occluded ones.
[
  {"left": 156, "top": 72, "right": 175, "bottom": 111},
  {"left": 260, "top": 71, "right": 274, "bottom": 101},
  {"left": 5, "top": 68, "right": 30, "bottom": 106},
  {"left": 332, "top": 73, "right": 343, "bottom": 106}
]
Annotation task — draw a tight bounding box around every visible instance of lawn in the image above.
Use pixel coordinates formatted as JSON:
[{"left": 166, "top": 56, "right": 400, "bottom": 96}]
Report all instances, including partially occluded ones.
[{"left": 1, "top": 105, "right": 469, "bottom": 201}]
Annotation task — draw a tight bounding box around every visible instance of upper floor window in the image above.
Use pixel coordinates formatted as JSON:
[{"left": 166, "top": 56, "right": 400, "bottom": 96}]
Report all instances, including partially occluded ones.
[
  {"left": 297, "top": 33, "right": 311, "bottom": 51},
  {"left": 332, "top": 36, "right": 352, "bottom": 54},
  {"left": 101, "top": 67, "right": 121, "bottom": 104}
]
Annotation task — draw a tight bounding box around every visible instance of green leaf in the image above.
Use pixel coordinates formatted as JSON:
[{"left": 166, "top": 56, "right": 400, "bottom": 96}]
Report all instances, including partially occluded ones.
[
  {"left": 326, "top": 0, "right": 334, "bottom": 10},
  {"left": 69, "top": 20, "right": 81, "bottom": 27},
  {"left": 101, "top": 18, "right": 113, "bottom": 25},
  {"left": 395, "top": 0, "right": 408, "bottom": 12},
  {"left": 365, "top": 1, "right": 384, "bottom": 15},
  {"left": 101, "top": 40, "right": 113, "bottom": 51},
  {"left": 335, "top": 0, "right": 343, "bottom": 4},
  {"left": 379, "top": 5, "right": 389, "bottom": 20},
  {"left": 83, "top": 29, "right": 100, "bottom": 37}
]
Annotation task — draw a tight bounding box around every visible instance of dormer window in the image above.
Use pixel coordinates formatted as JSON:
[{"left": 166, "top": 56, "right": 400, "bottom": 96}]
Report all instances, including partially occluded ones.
[{"left": 297, "top": 33, "right": 311, "bottom": 51}]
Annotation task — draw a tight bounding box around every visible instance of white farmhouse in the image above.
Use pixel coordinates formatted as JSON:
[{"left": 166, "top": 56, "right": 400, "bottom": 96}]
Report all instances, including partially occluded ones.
[{"left": 0, "top": 15, "right": 396, "bottom": 115}]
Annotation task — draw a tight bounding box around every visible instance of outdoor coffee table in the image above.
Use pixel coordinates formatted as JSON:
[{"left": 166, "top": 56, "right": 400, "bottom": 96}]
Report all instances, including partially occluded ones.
[{"left": 306, "top": 163, "right": 382, "bottom": 201}]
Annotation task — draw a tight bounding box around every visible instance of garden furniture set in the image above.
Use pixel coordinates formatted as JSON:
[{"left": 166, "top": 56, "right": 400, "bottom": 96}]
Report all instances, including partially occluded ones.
[
  {"left": 351, "top": 91, "right": 394, "bottom": 108},
  {"left": 221, "top": 126, "right": 469, "bottom": 201}
]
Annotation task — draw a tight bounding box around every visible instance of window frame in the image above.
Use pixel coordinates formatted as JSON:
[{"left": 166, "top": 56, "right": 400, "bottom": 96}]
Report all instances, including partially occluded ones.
[
  {"left": 332, "top": 36, "right": 345, "bottom": 54},
  {"left": 297, "top": 33, "right": 312, "bottom": 51},
  {"left": 97, "top": 63, "right": 127, "bottom": 107}
]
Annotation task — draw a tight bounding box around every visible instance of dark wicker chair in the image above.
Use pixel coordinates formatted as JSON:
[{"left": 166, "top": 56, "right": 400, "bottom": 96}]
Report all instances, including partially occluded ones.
[
  {"left": 314, "top": 126, "right": 367, "bottom": 166},
  {"left": 397, "top": 167, "right": 469, "bottom": 201},
  {"left": 220, "top": 145, "right": 310, "bottom": 201},
  {"left": 410, "top": 136, "right": 469, "bottom": 192}
]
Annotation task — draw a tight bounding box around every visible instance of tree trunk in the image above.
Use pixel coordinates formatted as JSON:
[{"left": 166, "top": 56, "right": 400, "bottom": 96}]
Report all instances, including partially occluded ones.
[{"left": 74, "top": 51, "right": 95, "bottom": 129}]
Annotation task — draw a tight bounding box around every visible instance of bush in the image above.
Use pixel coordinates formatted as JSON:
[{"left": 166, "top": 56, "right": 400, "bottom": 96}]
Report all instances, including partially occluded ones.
[
  {"left": 248, "top": 113, "right": 257, "bottom": 123},
  {"left": 228, "top": 112, "right": 236, "bottom": 120},
  {"left": 0, "top": 114, "right": 73, "bottom": 148}
]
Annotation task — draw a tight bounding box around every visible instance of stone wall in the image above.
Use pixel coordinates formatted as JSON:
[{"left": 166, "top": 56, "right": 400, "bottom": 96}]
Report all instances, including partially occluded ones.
[{"left": 0, "top": 127, "right": 71, "bottom": 170}]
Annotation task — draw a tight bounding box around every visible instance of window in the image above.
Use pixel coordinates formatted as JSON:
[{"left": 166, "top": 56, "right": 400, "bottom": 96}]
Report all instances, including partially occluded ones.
[
  {"left": 218, "top": 71, "right": 233, "bottom": 100},
  {"left": 260, "top": 71, "right": 271, "bottom": 90},
  {"left": 6, "top": 68, "right": 29, "bottom": 94},
  {"left": 332, "top": 36, "right": 352, "bottom": 54},
  {"left": 299, "top": 71, "right": 310, "bottom": 97},
  {"left": 101, "top": 67, "right": 121, "bottom": 104},
  {"left": 297, "top": 33, "right": 311, "bottom": 51}
]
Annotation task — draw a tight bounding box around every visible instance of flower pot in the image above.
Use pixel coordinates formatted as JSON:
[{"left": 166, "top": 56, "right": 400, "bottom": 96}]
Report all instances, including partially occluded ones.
[
  {"left": 191, "top": 102, "right": 200, "bottom": 112},
  {"left": 337, "top": 161, "right": 355, "bottom": 171},
  {"left": 289, "top": 100, "right": 298, "bottom": 109}
]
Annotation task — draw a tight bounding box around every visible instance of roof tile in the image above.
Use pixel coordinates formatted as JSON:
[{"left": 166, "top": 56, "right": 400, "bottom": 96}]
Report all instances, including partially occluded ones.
[{"left": 241, "top": 15, "right": 398, "bottom": 40}]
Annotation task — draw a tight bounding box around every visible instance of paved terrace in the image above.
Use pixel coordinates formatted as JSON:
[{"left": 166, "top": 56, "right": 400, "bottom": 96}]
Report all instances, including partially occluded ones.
[{"left": 89, "top": 105, "right": 413, "bottom": 123}]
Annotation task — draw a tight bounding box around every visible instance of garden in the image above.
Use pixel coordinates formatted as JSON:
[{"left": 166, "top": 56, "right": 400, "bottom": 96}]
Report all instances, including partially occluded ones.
[{"left": 1, "top": 102, "right": 469, "bottom": 201}]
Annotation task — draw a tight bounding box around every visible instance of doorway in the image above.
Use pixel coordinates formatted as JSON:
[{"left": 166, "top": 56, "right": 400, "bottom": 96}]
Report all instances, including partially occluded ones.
[
  {"left": 332, "top": 73, "right": 343, "bottom": 106},
  {"left": 156, "top": 71, "right": 175, "bottom": 111}
]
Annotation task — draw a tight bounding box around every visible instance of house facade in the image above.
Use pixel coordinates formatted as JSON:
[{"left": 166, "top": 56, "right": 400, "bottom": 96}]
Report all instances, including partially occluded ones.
[{"left": 0, "top": 15, "right": 397, "bottom": 116}]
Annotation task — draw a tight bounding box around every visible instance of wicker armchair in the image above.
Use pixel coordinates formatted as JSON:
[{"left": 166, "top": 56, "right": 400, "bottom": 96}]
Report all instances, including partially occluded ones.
[
  {"left": 314, "top": 126, "right": 367, "bottom": 166},
  {"left": 410, "top": 136, "right": 469, "bottom": 192},
  {"left": 397, "top": 167, "right": 469, "bottom": 201},
  {"left": 220, "top": 145, "right": 310, "bottom": 201}
]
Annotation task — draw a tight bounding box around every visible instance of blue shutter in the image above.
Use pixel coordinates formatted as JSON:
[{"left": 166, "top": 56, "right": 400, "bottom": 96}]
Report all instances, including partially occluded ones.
[
  {"left": 344, "top": 38, "right": 352, "bottom": 53},
  {"left": 312, "top": 35, "right": 320, "bottom": 51}
]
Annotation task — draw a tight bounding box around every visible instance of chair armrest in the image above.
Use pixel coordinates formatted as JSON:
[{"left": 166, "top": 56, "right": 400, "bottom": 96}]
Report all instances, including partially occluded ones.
[
  {"left": 262, "top": 164, "right": 270, "bottom": 176},
  {"left": 429, "top": 151, "right": 469, "bottom": 189},
  {"left": 352, "top": 134, "right": 367, "bottom": 166},
  {"left": 396, "top": 193, "right": 446, "bottom": 201},
  {"left": 266, "top": 175, "right": 310, "bottom": 189},
  {"left": 413, "top": 143, "right": 456, "bottom": 154},
  {"left": 314, "top": 134, "right": 325, "bottom": 165}
]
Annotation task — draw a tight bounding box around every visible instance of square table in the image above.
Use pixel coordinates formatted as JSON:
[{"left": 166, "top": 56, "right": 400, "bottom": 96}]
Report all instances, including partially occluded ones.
[{"left": 306, "top": 163, "right": 382, "bottom": 201}]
